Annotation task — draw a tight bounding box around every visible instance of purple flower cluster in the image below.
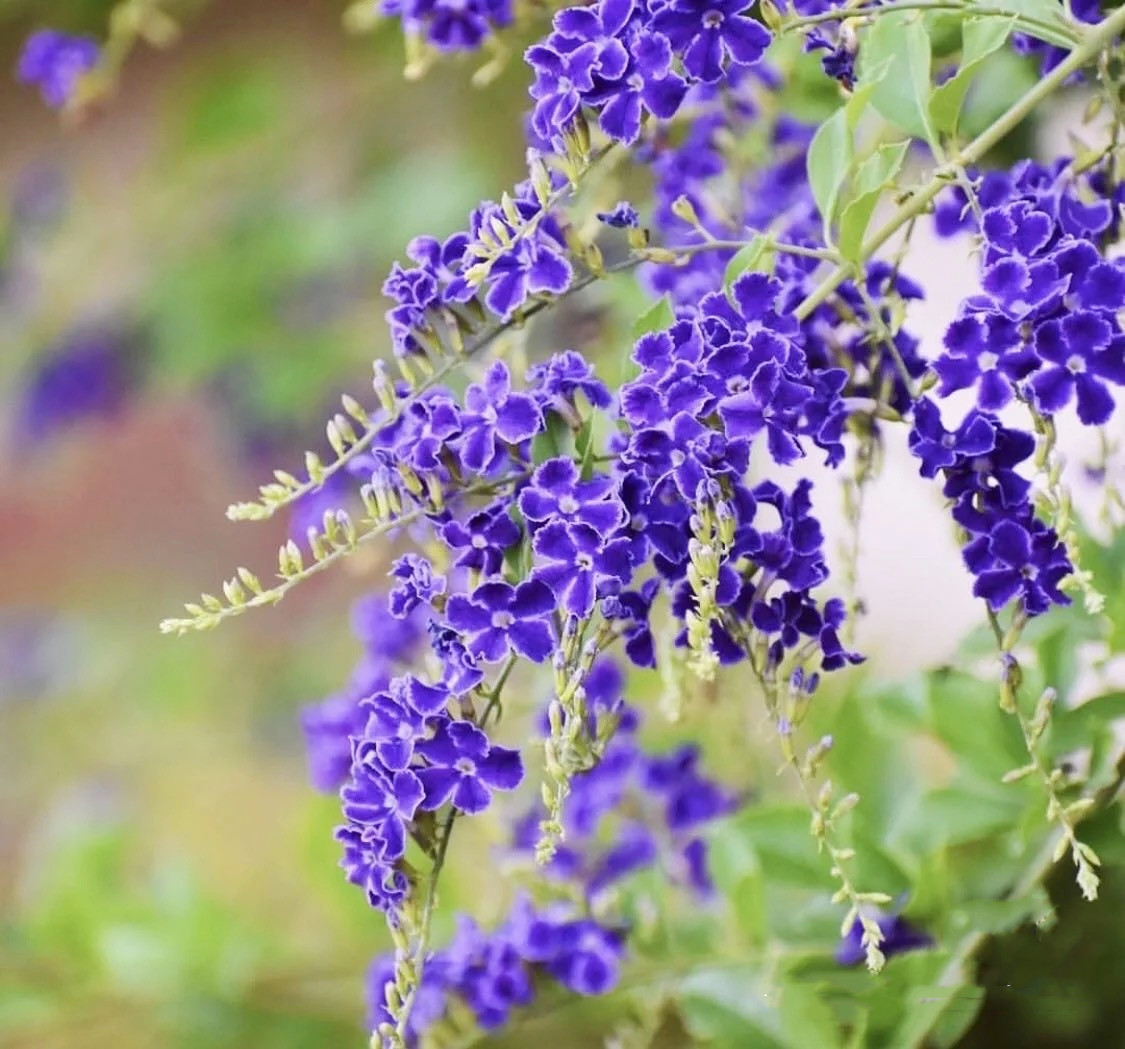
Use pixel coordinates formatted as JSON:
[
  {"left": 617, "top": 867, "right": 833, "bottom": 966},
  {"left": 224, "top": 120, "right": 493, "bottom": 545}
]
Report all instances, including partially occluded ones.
[
  {"left": 379, "top": 0, "right": 513, "bottom": 52},
  {"left": 368, "top": 895, "right": 626, "bottom": 1042},
  {"left": 636, "top": 72, "right": 927, "bottom": 421},
  {"left": 16, "top": 30, "right": 99, "bottom": 109},
  {"left": 382, "top": 175, "right": 571, "bottom": 354},
  {"left": 909, "top": 398, "right": 1072, "bottom": 615},
  {"left": 337, "top": 662, "right": 525, "bottom": 911},
  {"left": 933, "top": 159, "right": 1125, "bottom": 426},
  {"left": 526, "top": 0, "right": 770, "bottom": 147},
  {"left": 514, "top": 661, "right": 739, "bottom": 900},
  {"left": 607, "top": 272, "right": 862, "bottom": 675}
]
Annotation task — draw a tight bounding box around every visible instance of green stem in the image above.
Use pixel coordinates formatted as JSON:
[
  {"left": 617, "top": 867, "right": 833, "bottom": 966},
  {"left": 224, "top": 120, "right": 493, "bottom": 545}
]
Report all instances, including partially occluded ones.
[
  {"left": 392, "top": 811, "right": 458, "bottom": 1043},
  {"left": 794, "top": 0, "right": 1125, "bottom": 321},
  {"left": 161, "top": 469, "right": 529, "bottom": 634},
  {"left": 780, "top": 0, "right": 1079, "bottom": 46}
]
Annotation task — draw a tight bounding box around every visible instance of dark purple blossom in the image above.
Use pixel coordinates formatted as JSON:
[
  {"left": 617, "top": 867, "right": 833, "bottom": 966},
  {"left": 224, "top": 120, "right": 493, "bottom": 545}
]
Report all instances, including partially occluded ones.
[
  {"left": 837, "top": 911, "right": 932, "bottom": 966},
  {"left": 17, "top": 327, "right": 136, "bottom": 444},
  {"left": 459, "top": 361, "right": 545, "bottom": 471},
  {"left": 1029, "top": 315, "right": 1122, "bottom": 424},
  {"left": 380, "top": 0, "right": 513, "bottom": 53},
  {"left": 964, "top": 517, "right": 1072, "bottom": 616},
  {"left": 416, "top": 720, "right": 524, "bottom": 813},
  {"left": 519, "top": 459, "right": 626, "bottom": 536},
  {"left": 596, "top": 201, "right": 640, "bottom": 228},
  {"left": 340, "top": 763, "right": 425, "bottom": 861},
  {"left": 336, "top": 823, "right": 410, "bottom": 911},
  {"left": 17, "top": 30, "right": 99, "bottom": 108},
  {"left": 428, "top": 622, "right": 486, "bottom": 695},
  {"left": 527, "top": 350, "right": 613, "bottom": 415},
  {"left": 441, "top": 503, "right": 522, "bottom": 576},
  {"left": 654, "top": 0, "right": 771, "bottom": 85},
  {"left": 446, "top": 578, "right": 557, "bottom": 663},
  {"left": 532, "top": 521, "right": 634, "bottom": 616},
  {"left": 389, "top": 554, "right": 447, "bottom": 618}
]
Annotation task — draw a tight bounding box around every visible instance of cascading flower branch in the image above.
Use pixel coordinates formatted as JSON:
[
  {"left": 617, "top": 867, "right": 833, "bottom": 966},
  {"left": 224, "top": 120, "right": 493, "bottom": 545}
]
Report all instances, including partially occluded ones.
[{"left": 147, "top": 0, "right": 1125, "bottom": 1042}]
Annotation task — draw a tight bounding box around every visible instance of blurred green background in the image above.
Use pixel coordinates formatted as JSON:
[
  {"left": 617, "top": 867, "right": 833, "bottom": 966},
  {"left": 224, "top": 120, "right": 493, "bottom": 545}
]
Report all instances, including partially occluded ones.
[
  {"left": 0, "top": 2, "right": 536, "bottom": 1044},
  {"left": 3, "top": 3, "right": 1125, "bottom": 1048}
]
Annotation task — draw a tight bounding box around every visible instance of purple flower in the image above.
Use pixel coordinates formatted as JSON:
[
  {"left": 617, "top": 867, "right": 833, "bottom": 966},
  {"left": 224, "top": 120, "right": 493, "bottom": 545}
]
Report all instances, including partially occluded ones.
[
  {"left": 483, "top": 231, "right": 574, "bottom": 319},
  {"left": 383, "top": 263, "right": 440, "bottom": 357},
  {"left": 603, "top": 578, "right": 661, "bottom": 668},
  {"left": 805, "top": 27, "right": 856, "bottom": 88},
  {"left": 717, "top": 357, "right": 811, "bottom": 465},
  {"left": 394, "top": 394, "right": 463, "bottom": 473},
  {"left": 587, "top": 32, "right": 688, "bottom": 144},
  {"left": 17, "top": 30, "right": 99, "bottom": 108},
  {"left": 527, "top": 39, "right": 601, "bottom": 143},
  {"left": 543, "top": 920, "right": 625, "bottom": 994},
  {"left": 596, "top": 202, "right": 640, "bottom": 228},
  {"left": 908, "top": 398, "right": 997, "bottom": 478},
  {"left": 532, "top": 522, "right": 634, "bottom": 616},
  {"left": 445, "top": 917, "right": 534, "bottom": 1029},
  {"left": 964, "top": 517, "right": 1072, "bottom": 615},
  {"left": 626, "top": 411, "right": 749, "bottom": 497},
  {"left": 587, "top": 823, "right": 658, "bottom": 896},
  {"left": 428, "top": 622, "right": 486, "bottom": 695},
  {"left": 389, "top": 554, "right": 447, "bottom": 618},
  {"left": 380, "top": 0, "right": 513, "bottom": 53},
  {"left": 460, "top": 361, "right": 545, "bottom": 472},
  {"left": 441, "top": 503, "right": 522, "bottom": 577},
  {"left": 416, "top": 720, "right": 524, "bottom": 813},
  {"left": 336, "top": 824, "right": 410, "bottom": 911},
  {"left": 654, "top": 0, "right": 771, "bottom": 84},
  {"left": 446, "top": 578, "right": 557, "bottom": 663},
  {"left": 932, "top": 311, "right": 1038, "bottom": 410},
  {"left": 340, "top": 763, "right": 425, "bottom": 861},
  {"left": 837, "top": 912, "right": 932, "bottom": 966},
  {"left": 17, "top": 327, "right": 135, "bottom": 444},
  {"left": 1029, "top": 315, "right": 1122, "bottom": 425},
  {"left": 643, "top": 744, "right": 737, "bottom": 830},
  {"left": 519, "top": 459, "right": 626, "bottom": 536},
  {"left": 356, "top": 678, "right": 444, "bottom": 771},
  {"left": 527, "top": 350, "right": 613, "bottom": 414}
]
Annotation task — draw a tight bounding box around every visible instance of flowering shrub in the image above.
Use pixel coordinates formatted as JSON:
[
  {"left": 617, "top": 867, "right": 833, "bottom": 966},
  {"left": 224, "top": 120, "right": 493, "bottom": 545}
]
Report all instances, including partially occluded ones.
[{"left": 23, "top": 0, "right": 1125, "bottom": 1045}]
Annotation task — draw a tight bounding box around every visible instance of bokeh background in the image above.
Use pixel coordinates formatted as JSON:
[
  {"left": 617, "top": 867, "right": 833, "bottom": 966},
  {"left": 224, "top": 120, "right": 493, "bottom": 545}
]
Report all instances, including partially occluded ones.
[{"left": 2, "top": 2, "right": 1124, "bottom": 1048}]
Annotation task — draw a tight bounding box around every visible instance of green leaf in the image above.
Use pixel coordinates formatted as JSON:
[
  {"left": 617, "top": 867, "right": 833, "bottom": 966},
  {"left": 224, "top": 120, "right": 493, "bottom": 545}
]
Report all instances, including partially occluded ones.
[
  {"left": 910, "top": 779, "right": 1028, "bottom": 848},
  {"left": 925, "top": 668, "right": 1026, "bottom": 778},
  {"left": 837, "top": 140, "right": 910, "bottom": 261},
  {"left": 930, "top": 17, "right": 1014, "bottom": 133},
  {"left": 724, "top": 234, "right": 772, "bottom": 287},
  {"left": 680, "top": 968, "right": 793, "bottom": 1049},
  {"left": 723, "top": 805, "right": 829, "bottom": 889},
  {"left": 807, "top": 107, "right": 852, "bottom": 242},
  {"left": 1049, "top": 691, "right": 1125, "bottom": 756},
  {"left": 779, "top": 982, "right": 845, "bottom": 1049},
  {"left": 861, "top": 11, "right": 937, "bottom": 144},
  {"left": 631, "top": 295, "right": 674, "bottom": 341}
]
